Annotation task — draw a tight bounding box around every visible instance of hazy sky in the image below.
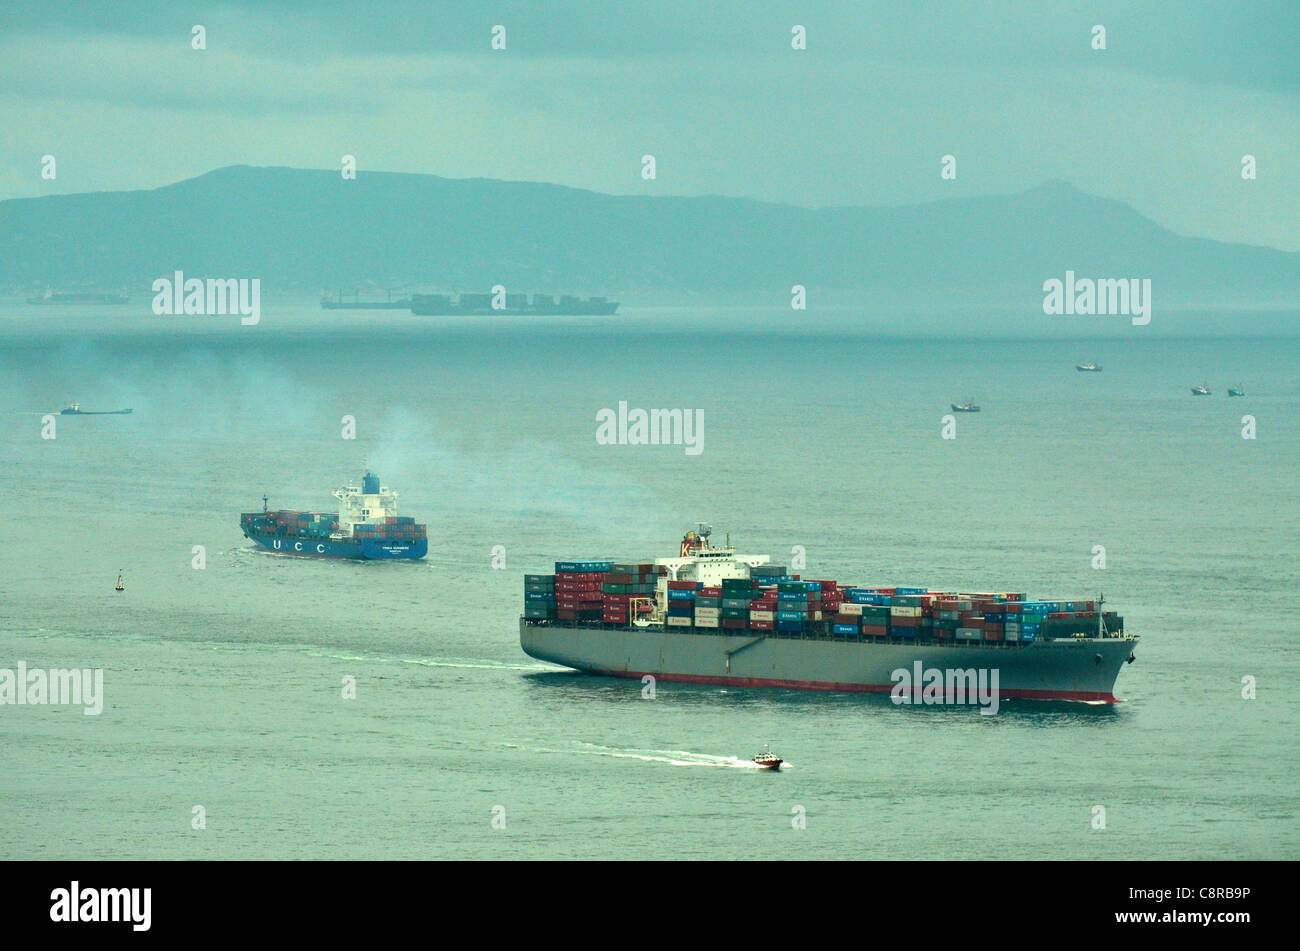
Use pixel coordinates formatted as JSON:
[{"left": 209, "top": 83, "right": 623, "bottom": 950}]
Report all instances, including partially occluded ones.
[{"left": 2, "top": 0, "right": 1296, "bottom": 249}]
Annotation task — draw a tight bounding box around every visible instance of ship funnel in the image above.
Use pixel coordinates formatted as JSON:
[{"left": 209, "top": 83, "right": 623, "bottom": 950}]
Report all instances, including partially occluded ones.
[{"left": 362, "top": 471, "right": 380, "bottom": 494}]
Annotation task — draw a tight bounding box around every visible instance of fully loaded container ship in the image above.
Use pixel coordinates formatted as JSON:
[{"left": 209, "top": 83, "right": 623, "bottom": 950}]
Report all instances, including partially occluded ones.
[
  {"left": 240, "top": 471, "right": 427, "bottom": 560},
  {"left": 520, "top": 526, "right": 1139, "bottom": 703}
]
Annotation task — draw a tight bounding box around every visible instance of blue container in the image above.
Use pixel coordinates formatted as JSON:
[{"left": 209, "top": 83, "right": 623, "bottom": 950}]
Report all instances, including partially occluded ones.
[
  {"left": 775, "top": 619, "right": 804, "bottom": 631},
  {"left": 896, "top": 586, "right": 929, "bottom": 595},
  {"left": 524, "top": 592, "right": 556, "bottom": 602},
  {"left": 983, "top": 613, "right": 1004, "bottom": 623},
  {"left": 776, "top": 610, "right": 806, "bottom": 622},
  {"left": 832, "top": 624, "right": 859, "bottom": 635},
  {"left": 1020, "top": 623, "right": 1041, "bottom": 634},
  {"left": 554, "top": 561, "right": 613, "bottom": 573},
  {"left": 667, "top": 605, "right": 694, "bottom": 617},
  {"left": 667, "top": 589, "right": 696, "bottom": 601},
  {"left": 890, "top": 627, "right": 918, "bottom": 638},
  {"left": 1020, "top": 631, "right": 1037, "bottom": 643}
]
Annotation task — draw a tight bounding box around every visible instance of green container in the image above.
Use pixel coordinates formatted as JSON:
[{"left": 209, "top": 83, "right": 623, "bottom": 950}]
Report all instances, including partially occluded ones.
[{"left": 720, "top": 607, "right": 749, "bottom": 620}]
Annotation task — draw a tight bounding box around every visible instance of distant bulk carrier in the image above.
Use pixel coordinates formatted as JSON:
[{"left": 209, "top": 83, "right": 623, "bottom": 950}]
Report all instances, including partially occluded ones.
[
  {"left": 520, "top": 526, "right": 1139, "bottom": 703},
  {"left": 410, "top": 292, "right": 618, "bottom": 316},
  {"left": 240, "top": 471, "right": 427, "bottom": 560}
]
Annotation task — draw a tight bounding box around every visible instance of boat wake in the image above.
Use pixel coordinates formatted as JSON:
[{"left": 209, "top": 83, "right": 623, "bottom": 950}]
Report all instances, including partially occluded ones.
[
  {"left": 307, "top": 650, "right": 553, "bottom": 672},
  {"left": 524, "top": 742, "right": 790, "bottom": 769}
]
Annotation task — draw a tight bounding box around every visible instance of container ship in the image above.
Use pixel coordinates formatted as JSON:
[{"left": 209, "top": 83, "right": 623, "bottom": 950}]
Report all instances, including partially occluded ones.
[
  {"left": 320, "top": 290, "right": 411, "bottom": 310},
  {"left": 240, "top": 471, "right": 427, "bottom": 559},
  {"left": 410, "top": 292, "right": 618, "bottom": 316},
  {"left": 520, "top": 526, "right": 1139, "bottom": 704}
]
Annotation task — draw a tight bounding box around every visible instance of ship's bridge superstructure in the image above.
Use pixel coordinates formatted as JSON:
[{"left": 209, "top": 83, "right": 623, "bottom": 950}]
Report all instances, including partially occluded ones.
[
  {"left": 333, "top": 470, "right": 401, "bottom": 535},
  {"left": 654, "top": 525, "right": 769, "bottom": 608}
]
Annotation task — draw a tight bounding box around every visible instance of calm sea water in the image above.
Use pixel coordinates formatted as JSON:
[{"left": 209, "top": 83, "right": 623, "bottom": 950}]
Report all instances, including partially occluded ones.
[{"left": 2, "top": 303, "right": 1297, "bottom": 859}]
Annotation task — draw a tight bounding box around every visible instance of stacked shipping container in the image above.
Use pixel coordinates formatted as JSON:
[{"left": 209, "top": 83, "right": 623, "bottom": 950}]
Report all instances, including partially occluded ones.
[{"left": 525, "top": 561, "right": 1117, "bottom": 645}]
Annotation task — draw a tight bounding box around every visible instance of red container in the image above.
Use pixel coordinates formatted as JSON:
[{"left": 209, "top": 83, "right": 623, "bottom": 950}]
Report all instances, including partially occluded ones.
[
  {"left": 667, "top": 580, "right": 699, "bottom": 590},
  {"left": 862, "top": 624, "right": 888, "bottom": 636},
  {"left": 721, "top": 618, "right": 747, "bottom": 630},
  {"left": 984, "top": 629, "right": 1005, "bottom": 642},
  {"left": 748, "top": 619, "right": 775, "bottom": 631},
  {"left": 890, "top": 615, "right": 921, "bottom": 628},
  {"left": 698, "top": 587, "right": 723, "bottom": 597},
  {"left": 556, "top": 608, "right": 577, "bottom": 620}
]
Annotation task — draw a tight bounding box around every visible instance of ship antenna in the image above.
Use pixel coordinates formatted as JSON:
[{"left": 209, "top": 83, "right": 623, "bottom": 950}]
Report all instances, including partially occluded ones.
[
  {"left": 1097, "top": 592, "right": 1107, "bottom": 638},
  {"left": 263, "top": 494, "right": 268, "bottom": 513}
]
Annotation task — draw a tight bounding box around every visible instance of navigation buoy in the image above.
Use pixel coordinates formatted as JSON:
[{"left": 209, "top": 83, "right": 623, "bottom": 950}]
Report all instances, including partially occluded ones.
[{"left": 115, "top": 570, "right": 125, "bottom": 592}]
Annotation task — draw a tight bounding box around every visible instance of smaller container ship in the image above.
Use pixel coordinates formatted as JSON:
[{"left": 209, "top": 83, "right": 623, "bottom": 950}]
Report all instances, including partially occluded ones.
[{"left": 240, "top": 471, "right": 427, "bottom": 560}]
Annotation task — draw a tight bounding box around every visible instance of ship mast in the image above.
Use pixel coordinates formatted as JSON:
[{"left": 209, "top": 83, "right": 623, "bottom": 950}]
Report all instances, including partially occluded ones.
[{"left": 1097, "top": 593, "right": 1107, "bottom": 638}]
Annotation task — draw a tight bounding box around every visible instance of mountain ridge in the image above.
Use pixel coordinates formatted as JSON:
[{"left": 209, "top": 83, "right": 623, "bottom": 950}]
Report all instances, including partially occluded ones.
[{"left": 2, "top": 165, "right": 1295, "bottom": 307}]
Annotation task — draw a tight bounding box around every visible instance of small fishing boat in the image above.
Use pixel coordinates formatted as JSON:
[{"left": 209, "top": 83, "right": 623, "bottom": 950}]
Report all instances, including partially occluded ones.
[
  {"left": 950, "top": 401, "right": 980, "bottom": 413},
  {"left": 114, "top": 570, "right": 125, "bottom": 592},
  {"left": 1076, "top": 362, "right": 1102, "bottom": 372},
  {"left": 1191, "top": 384, "right": 1211, "bottom": 396},
  {"left": 1228, "top": 386, "right": 1245, "bottom": 397},
  {"left": 753, "top": 745, "right": 783, "bottom": 770}
]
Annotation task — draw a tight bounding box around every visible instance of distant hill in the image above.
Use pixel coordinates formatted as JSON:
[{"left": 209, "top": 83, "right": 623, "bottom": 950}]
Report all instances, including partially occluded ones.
[{"left": 1, "top": 166, "right": 1296, "bottom": 306}]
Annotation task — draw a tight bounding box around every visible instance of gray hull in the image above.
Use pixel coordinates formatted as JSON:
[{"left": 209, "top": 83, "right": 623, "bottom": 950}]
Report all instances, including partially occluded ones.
[{"left": 520, "top": 619, "right": 1138, "bottom": 703}]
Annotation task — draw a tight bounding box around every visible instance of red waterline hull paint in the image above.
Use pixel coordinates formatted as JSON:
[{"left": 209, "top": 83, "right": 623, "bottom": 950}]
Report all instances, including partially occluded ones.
[{"left": 594, "top": 668, "right": 1121, "bottom": 703}]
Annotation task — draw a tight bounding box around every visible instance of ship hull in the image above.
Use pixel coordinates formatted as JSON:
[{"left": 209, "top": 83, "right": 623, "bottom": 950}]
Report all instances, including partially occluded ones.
[
  {"left": 520, "top": 619, "right": 1136, "bottom": 703},
  {"left": 245, "top": 531, "right": 427, "bottom": 560}
]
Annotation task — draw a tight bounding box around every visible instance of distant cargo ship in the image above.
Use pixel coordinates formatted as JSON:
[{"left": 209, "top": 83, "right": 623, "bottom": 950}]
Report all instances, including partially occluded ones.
[
  {"left": 28, "top": 291, "right": 129, "bottom": 305},
  {"left": 520, "top": 526, "right": 1139, "bottom": 703},
  {"left": 60, "top": 402, "right": 132, "bottom": 415},
  {"left": 950, "top": 401, "right": 980, "bottom": 413},
  {"left": 320, "top": 290, "right": 411, "bottom": 310},
  {"left": 240, "top": 471, "right": 427, "bottom": 560},
  {"left": 410, "top": 292, "right": 618, "bottom": 316},
  {"left": 1076, "top": 362, "right": 1102, "bottom": 372},
  {"left": 1191, "top": 384, "right": 1211, "bottom": 396}
]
